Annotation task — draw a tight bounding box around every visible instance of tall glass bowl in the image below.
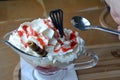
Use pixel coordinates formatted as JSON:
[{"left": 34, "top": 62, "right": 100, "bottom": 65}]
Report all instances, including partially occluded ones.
[{"left": 2, "top": 30, "right": 99, "bottom": 80}]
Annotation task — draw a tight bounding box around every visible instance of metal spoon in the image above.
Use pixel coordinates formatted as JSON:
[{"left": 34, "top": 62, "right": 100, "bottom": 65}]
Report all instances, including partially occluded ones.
[{"left": 71, "top": 16, "right": 120, "bottom": 35}]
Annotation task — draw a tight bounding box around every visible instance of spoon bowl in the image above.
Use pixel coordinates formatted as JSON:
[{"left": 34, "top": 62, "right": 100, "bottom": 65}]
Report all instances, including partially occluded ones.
[
  {"left": 71, "top": 16, "right": 91, "bottom": 30},
  {"left": 71, "top": 16, "right": 120, "bottom": 35}
]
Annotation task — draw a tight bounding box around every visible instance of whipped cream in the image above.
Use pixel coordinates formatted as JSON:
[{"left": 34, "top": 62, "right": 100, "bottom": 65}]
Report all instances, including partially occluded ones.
[{"left": 9, "top": 17, "right": 85, "bottom": 64}]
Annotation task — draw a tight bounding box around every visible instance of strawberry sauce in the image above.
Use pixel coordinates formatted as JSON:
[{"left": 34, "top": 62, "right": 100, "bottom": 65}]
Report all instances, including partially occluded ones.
[
  {"left": 17, "top": 19, "right": 78, "bottom": 53},
  {"left": 17, "top": 25, "right": 46, "bottom": 48},
  {"left": 36, "top": 65, "right": 59, "bottom": 73},
  {"left": 54, "top": 31, "right": 77, "bottom": 52}
]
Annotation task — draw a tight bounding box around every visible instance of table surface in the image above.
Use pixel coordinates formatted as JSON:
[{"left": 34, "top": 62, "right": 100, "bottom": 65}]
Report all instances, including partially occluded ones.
[{"left": 0, "top": 0, "right": 120, "bottom": 80}]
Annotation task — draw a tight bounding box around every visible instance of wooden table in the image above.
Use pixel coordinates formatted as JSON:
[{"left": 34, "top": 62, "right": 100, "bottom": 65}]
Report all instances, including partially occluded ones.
[{"left": 0, "top": 0, "right": 120, "bottom": 80}]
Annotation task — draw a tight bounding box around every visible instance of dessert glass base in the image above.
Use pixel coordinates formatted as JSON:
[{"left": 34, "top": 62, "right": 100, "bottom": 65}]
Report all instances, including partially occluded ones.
[
  {"left": 3, "top": 31, "right": 98, "bottom": 80},
  {"left": 33, "top": 69, "right": 66, "bottom": 80},
  {"left": 21, "top": 58, "right": 78, "bottom": 80}
]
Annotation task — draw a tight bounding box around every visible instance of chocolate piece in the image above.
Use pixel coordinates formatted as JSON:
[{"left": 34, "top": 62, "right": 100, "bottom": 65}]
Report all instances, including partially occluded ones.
[{"left": 27, "top": 41, "right": 47, "bottom": 57}]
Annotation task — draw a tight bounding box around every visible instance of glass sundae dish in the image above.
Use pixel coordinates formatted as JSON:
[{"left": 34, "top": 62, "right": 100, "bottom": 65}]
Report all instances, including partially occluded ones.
[{"left": 2, "top": 9, "right": 98, "bottom": 80}]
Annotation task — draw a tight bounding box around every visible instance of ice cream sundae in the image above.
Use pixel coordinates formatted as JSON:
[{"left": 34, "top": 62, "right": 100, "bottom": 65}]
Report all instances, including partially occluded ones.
[
  {"left": 3, "top": 9, "right": 98, "bottom": 80},
  {"left": 8, "top": 17, "right": 84, "bottom": 64}
]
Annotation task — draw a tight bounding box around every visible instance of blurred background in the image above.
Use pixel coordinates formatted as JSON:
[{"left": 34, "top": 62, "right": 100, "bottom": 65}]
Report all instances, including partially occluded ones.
[
  {"left": 0, "top": 0, "right": 120, "bottom": 80},
  {"left": 0, "top": 0, "right": 105, "bottom": 20},
  {"left": 0, "top": 0, "right": 119, "bottom": 45}
]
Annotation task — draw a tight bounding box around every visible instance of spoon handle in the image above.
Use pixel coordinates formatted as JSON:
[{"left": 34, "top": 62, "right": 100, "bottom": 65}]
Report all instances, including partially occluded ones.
[
  {"left": 49, "top": 9, "right": 64, "bottom": 38},
  {"left": 93, "top": 26, "right": 120, "bottom": 35}
]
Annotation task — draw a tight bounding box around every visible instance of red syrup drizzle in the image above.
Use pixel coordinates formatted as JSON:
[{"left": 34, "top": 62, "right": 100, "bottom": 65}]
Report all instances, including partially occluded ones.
[
  {"left": 17, "top": 19, "right": 77, "bottom": 53},
  {"left": 43, "top": 19, "right": 78, "bottom": 53},
  {"left": 43, "top": 19, "right": 64, "bottom": 45},
  {"left": 17, "top": 25, "right": 46, "bottom": 48},
  {"left": 54, "top": 31, "right": 77, "bottom": 52}
]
